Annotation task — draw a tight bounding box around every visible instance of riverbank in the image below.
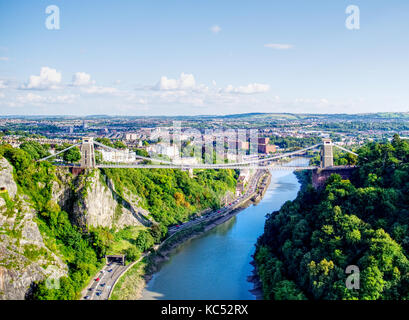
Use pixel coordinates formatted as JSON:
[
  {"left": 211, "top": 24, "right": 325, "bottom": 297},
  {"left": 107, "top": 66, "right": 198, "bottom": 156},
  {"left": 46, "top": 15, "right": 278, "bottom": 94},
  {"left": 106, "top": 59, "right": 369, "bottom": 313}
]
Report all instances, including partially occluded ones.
[
  {"left": 248, "top": 168, "right": 310, "bottom": 300},
  {"left": 110, "top": 169, "right": 272, "bottom": 300}
]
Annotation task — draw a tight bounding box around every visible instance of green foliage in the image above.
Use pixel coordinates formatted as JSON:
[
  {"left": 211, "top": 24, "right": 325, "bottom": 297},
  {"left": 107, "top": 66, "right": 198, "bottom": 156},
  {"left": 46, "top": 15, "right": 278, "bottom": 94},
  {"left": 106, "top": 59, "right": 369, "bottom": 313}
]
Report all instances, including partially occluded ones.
[
  {"left": 124, "top": 246, "right": 140, "bottom": 262},
  {"left": 135, "top": 149, "right": 149, "bottom": 157},
  {"left": 102, "top": 168, "right": 236, "bottom": 227},
  {"left": 113, "top": 141, "right": 127, "bottom": 149},
  {"left": 54, "top": 143, "right": 81, "bottom": 163},
  {"left": 255, "top": 135, "right": 409, "bottom": 300},
  {"left": 19, "top": 141, "right": 50, "bottom": 160},
  {"left": 63, "top": 147, "right": 81, "bottom": 163},
  {"left": 0, "top": 144, "right": 101, "bottom": 300},
  {"left": 0, "top": 143, "right": 238, "bottom": 300},
  {"left": 268, "top": 135, "right": 322, "bottom": 150},
  {"left": 95, "top": 137, "right": 114, "bottom": 148},
  {"left": 134, "top": 230, "right": 155, "bottom": 252}
]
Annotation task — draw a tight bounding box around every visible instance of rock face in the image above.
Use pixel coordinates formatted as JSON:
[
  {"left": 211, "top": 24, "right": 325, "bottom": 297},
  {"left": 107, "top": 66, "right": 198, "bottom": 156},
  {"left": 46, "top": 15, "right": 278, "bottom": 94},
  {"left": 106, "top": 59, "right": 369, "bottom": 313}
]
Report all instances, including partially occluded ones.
[
  {"left": 0, "top": 158, "right": 17, "bottom": 198},
  {"left": 53, "top": 169, "right": 152, "bottom": 230},
  {"left": 0, "top": 159, "right": 152, "bottom": 300},
  {"left": 0, "top": 158, "right": 67, "bottom": 300}
]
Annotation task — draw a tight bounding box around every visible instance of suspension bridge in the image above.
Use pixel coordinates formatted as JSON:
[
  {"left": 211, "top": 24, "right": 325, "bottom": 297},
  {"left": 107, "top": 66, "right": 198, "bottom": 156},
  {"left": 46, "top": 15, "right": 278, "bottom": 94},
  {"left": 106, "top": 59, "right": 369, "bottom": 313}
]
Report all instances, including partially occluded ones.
[{"left": 38, "top": 137, "right": 358, "bottom": 171}]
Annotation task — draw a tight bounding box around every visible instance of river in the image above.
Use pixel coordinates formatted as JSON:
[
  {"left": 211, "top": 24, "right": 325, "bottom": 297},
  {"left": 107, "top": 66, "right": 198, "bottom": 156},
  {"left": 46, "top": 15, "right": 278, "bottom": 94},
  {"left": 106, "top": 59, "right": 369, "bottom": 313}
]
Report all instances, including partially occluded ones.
[{"left": 141, "top": 158, "right": 309, "bottom": 300}]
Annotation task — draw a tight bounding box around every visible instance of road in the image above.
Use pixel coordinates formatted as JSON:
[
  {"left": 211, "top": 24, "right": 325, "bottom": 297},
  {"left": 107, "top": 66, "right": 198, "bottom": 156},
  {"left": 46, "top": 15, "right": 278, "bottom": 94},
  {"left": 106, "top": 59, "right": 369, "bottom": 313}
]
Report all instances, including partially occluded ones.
[{"left": 82, "top": 262, "right": 126, "bottom": 300}]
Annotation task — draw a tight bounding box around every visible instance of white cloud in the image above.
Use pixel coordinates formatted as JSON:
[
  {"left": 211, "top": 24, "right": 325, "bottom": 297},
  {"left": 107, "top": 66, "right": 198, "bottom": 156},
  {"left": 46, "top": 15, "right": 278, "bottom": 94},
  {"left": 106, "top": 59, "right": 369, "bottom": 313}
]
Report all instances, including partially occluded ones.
[
  {"left": 155, "top": 73, "right": 196, "bottom": 91},
  {"left": 264, "top": 43, "right": 294, "bottom": 50},
  {"left": 21, "top": 67, "right": 62, "bottom": 90},
  {"left": 16, "top": 92, "right": 77, "bottom": 104},
  {"left": 80, "top": 85, "right": 118, "bottom": 94},
  {"left": 72, "top": 72, "right": 93, "bottom": 86},
  {"left": 222, "top": 83, "right": 270, "bottom": 94},
  {"left": 0, "top": 80, "right": 6, "bottom": 89},
  {"left": 0, "top": 57, "right": 9, "bottom": 61},
  {"left": 210, "top": 25, "right": 221, "bottom": 34},
  {"left": 0, "top": 92, "right": 4, "bottom": 99}
]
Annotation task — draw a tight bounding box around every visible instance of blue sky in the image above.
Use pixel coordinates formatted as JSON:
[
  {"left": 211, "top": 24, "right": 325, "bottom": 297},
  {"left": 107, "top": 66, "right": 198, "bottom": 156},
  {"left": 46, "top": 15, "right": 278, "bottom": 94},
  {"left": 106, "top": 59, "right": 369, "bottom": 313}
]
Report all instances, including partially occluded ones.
[{"left": 0, "top": 0, "right": 409, "bottom": 115}]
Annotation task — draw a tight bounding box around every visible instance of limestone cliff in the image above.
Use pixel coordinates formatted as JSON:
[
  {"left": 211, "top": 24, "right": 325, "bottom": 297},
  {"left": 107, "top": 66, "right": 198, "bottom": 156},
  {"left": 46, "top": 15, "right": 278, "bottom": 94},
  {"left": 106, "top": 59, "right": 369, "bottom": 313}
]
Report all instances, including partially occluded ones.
[
  {"left": 0, "top": 158, "right": 67, "bottom": 300},
  {"left": 52, "top": 168, "right": 152, "bottom": 230}
]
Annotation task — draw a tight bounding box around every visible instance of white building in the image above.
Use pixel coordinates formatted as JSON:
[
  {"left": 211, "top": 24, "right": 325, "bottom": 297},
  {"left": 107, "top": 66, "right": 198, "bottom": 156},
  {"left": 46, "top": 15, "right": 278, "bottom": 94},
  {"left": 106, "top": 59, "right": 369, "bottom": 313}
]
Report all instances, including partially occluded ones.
[
  {"left": 148, "top": 143, "right": 180, "bottom": 159},
  {"left": 125, "top": 133, "right": 138, "bottom": 141},
  {"left": 100, "top": 149, "right": 137, "bottom": 163}
]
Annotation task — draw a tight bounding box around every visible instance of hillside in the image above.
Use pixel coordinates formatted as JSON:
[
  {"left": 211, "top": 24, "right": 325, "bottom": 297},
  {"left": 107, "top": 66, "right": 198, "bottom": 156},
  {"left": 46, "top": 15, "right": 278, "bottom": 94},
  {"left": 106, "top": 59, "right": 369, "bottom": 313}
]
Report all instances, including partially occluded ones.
[
  {"left": 255, "top": 134, "right": 409, "bottom": 300},
  {"left": 0, "top": 143, "right": 237, "bottom": 300}
]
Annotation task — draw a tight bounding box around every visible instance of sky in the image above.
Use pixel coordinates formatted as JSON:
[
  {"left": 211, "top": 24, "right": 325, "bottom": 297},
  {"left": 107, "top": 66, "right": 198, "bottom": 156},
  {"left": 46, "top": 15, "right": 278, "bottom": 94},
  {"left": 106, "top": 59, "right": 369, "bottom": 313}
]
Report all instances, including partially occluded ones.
[{"left": 0, "top": 0, "right": 409, "bottom": 116}]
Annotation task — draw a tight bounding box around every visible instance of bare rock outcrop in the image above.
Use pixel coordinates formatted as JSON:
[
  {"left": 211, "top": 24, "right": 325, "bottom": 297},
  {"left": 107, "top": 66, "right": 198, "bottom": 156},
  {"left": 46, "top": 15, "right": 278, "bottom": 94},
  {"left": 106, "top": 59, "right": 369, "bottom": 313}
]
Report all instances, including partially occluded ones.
[
  {"left": 0, "top": 157, "right": 67, "bottom": 300},
  {"left": 69, "top": 170, "right": 152, "bottom": 229},
  {"left": 0, "top": 158, "right": 17, "bottom": 198}
]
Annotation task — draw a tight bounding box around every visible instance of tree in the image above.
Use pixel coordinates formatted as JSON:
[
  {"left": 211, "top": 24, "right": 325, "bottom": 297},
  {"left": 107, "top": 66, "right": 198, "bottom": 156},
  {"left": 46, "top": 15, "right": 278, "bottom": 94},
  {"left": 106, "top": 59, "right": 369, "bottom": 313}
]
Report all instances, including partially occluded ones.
[
  {"left": 20, "top": 141, "right": 50, "bottom": 160},
  {"left": 63, "top": 146, "right": 81, "bottom": 163},
  {"left": 125, "top": 246, "right": 140, "bottom": 262},
  {"left": 136, "top": 149, "right": 149, "bottom": 157},
  {"left": 96, "top": 138, "right": 114, "bottom": 148},
  {"left": 114, "top": 141, "right": 127, "bottom": 149}
]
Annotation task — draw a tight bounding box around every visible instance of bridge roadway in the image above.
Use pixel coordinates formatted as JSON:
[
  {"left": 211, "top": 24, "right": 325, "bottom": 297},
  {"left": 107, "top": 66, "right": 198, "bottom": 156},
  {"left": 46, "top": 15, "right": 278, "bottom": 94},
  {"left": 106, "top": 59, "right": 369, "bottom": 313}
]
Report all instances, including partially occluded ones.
[{"left": 96, "top": 164, "right": 317, "bottom": 170}]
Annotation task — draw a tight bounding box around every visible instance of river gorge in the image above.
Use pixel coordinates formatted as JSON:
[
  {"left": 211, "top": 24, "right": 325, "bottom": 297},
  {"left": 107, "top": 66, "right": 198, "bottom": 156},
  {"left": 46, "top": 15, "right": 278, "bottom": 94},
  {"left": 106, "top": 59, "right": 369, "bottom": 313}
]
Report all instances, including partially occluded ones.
[{"left": 140, "top": 158, "right": 309, "bottom": 300}]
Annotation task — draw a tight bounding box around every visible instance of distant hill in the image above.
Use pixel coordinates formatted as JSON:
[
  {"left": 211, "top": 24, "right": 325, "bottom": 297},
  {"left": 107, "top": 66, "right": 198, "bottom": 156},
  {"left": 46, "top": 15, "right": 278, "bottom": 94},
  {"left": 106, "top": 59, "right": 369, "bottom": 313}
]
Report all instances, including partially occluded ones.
[{"left": 2, "top": 112, "right": 409, "bottom": 121}]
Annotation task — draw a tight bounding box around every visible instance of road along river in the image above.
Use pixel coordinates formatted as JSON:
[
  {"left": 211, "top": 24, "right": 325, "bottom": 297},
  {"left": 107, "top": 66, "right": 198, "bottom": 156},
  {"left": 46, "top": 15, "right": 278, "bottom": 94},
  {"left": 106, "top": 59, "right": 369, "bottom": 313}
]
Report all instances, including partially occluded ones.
[{"left": 140, "top": 158, "right": 310, "bottom": 300}]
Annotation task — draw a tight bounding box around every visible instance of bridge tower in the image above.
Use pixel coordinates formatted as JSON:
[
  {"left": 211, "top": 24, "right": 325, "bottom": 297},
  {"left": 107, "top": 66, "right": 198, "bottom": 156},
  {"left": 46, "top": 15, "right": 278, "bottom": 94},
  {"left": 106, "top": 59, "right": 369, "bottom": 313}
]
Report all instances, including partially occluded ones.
[
  {"left": 321, "top": 138, "right": 334, "bottom": 168},
  {"left": 80, "top": 137, "right": 96, "bottom": 168}
]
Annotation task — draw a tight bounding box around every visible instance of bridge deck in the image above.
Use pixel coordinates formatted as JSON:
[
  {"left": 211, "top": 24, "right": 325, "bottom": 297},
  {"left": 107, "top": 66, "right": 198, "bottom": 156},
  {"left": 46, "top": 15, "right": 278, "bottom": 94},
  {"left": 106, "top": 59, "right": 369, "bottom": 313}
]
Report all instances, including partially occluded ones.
[{"left": 95, "top": 164, "right": 318, "bottom": 170}]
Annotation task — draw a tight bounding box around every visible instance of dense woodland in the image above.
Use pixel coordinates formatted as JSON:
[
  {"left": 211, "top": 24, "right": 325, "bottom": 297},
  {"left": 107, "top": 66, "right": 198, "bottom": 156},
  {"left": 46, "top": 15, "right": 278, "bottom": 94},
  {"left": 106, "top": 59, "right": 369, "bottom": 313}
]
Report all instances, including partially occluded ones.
[
  {"left": 0, "top": 142, "right": 236, "bottom": 300},
  {"left": 255, "top": 134, "right": 409, "bottom": 300}
]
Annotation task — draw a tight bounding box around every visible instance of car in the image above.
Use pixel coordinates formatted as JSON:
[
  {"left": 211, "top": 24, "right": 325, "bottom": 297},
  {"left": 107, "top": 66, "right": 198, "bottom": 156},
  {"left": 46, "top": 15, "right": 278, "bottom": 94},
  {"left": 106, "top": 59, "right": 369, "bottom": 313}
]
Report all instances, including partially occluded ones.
[
  {"left": 84, "top": 296, "right": 90, "bottom": 300},
  {"left": 176, "top": 225, "right": 180, "bottom": 228},
  {"left": 96, "top": 292, "right": 101, "bottom": 296},
  {"left": 229, "top": 203, "right": 232, "bottom": 206},
  {"left": 100, "top": 283, "right": 105, "bottom": 287},
  {"left": 108, "top": 269, "right": 113, "bottom": 272},
  {"left": 95, "top": 277, "right": 100, "bottom": 282},
  {"left": 218, "top": 211, "right": 221, "bottom": 213},
  {"left": 88, "top": 288, "right": 93, "bottom": 291}
]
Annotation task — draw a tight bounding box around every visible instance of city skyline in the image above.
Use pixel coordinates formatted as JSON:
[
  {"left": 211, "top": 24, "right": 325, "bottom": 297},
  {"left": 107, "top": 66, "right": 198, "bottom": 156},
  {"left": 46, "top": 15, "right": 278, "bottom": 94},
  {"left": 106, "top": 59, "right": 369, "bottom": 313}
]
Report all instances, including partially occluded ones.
[{"left": 1, "top": 0, "right": 409, "bottom": 116}]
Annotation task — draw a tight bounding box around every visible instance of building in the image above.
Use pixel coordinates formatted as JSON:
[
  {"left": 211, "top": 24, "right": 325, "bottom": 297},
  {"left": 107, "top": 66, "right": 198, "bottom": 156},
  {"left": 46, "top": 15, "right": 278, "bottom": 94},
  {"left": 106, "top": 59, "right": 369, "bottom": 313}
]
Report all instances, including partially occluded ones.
[
  {"left": 125, "top": 133, "right": 138, "bottom": 141},
  {"left": 258, "top": 144, "right": 277, "bottom": 154},
  {"left": 258, "top": 137, "right": 277, "bottom": 154},
  {"left": 147, "top": 143, "right": 179, "bottom": 159},
  {"left": 258, "top": 137, "right": 270, "bottom": 145},
  {"left": 236, "top": 169, "right": 251, "bottom": 196},
  {"left": 100, "top": 148, "right": 137, "bottom": 163}
]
